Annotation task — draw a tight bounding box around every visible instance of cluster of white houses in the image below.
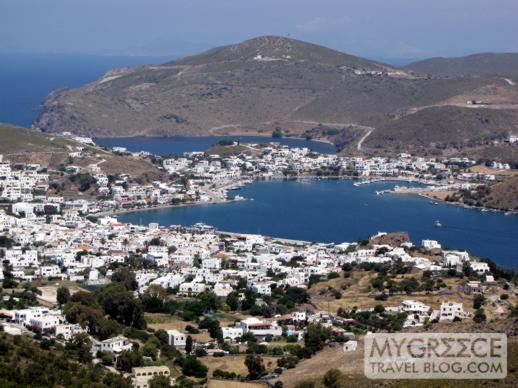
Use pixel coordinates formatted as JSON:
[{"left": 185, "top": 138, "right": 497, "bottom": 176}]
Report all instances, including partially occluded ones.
[
  {"left": 1, "top": 195, "right": 495, "bottom": 348},
  {"left": 2, "top": 136, "right": 512, "bottom": 216},
  {"left": 0, "top": 141, "right": 512, "bottom": 385}
]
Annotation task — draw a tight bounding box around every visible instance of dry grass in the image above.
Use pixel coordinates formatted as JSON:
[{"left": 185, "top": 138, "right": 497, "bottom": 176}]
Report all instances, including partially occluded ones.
[
  {"left": 279, "top": 342, "right": 365, "bottom": 386},
  {"left": 202, "top": 355, "right": 279, "bottom": 377},
  {"left": 35, "top": 281, "right": 85, "bottom": 306},
  {"left": 309, "top": 271, "right": 478, "bottom": 312},
  {"left": 144, "top": 313, "right": 212, "bottom": 342},
  {"left": 468, "top": 164, "right": 518, "bottom": 177},
  {"left": 422, "top": 189, "right": 457, "bottom": 201},
  {"left": 208, "top": 380, "right": 267, "bottom": 388}
]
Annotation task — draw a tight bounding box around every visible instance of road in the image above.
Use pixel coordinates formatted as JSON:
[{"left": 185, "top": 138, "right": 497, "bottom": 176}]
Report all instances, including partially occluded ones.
[{"left": 356, "top": 129, "right": 373, "bottom": 151}]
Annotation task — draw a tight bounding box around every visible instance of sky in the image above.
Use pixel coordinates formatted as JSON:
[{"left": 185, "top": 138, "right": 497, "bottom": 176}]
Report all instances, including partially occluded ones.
[{"left": 2, "top": 0, "right": 518, "bottom": 61}]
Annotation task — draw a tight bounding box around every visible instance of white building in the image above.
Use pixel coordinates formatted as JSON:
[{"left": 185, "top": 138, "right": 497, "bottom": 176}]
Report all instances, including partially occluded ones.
[
  {"left": 39, "top": 265, "right": 61, "bottom": 278},
  {"left": 178, "top": 282, "right": 206, "bottom": 296},
  {"left": 251, "top": 282, "right": 272, "bottom": 296},
  {"left": 422, "top": 240, "right": 441, "bottom": 250},
  {"left": 236, "top": 318, "right": 282, "bottom": 338},
  {"left": 13, "top": 307, "right": 50, "bottom": 326},
  {"left": 213, "top": 282, "right": 233, "bottom": 297},
  {"left": 147, "top": 245, "right": 169, "bottom": 266},
  {"left": 443, "top": 251, "right": 469, "bottom": 267},
  {"left": 29, "top": 315, "right": 61, "bottom": 333},
  {"left": 132, "top": 366, "right": 171, "bottom": 388},
  {"left": 202, "top": 258, "right": 221, "bottom": 270},
  {"left": 222, "top": 326, "right": 244, "bottom": 341},
  {"left": 470, "top": 261, "right": 490, "bottom": 274},
  {"left": 55, "top": 323, "right": 85, "bottom": 340},
  {"left": 439, "top": 301, "right": 465, "bottom": 321},
  {"left": 166, "top": 329, "right": 186, "bottom": 348},
  {"left": 291, "top": 311, "right": 307, "bottom": 322},
  {"left": 92, "top": 335, "right": 132, "bottom": 354}
]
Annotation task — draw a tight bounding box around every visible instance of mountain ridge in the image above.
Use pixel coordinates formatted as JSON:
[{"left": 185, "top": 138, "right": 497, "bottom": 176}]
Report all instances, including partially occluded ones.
[
  {"left": 405, "top": 52, "right": 518, "bottom": 77},
  {"left": 35, "top": 36, "right": 518, "bottom": 163}
]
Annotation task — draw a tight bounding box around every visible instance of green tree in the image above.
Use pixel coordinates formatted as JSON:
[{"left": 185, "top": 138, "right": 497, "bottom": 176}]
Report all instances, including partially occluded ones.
[
  {"left": 149, "top": 375, "right": 171, "bottom": 388},
  {"left": 64, "top": 303, "right": 105, "bottom": 336},
  {"left": 143, "top": 337, "right": 161, "bottom": 360},
  {"left": 142, "top": 285, "right": 167, "bottom": 312},
  {"left": 182, "top": 356, "right": 208, "bottom": 378},
  {"left": 198, "top": 291, "right": 220, "bottom": 312},
  {"left": 185, "top": 335, "right": 193, "bottom": 355},
  {"left": 323, "top": 369, "right": 344, "bottom": 388},
  {"left": 2, "top": 266, "right": 17, "bottom": 289},
  {"left": 96, "top": 283, "right": 146, "bottom": 328},
  {"left": 245, "top": 354, "right": 265, "bottom": 380},
  {"left": 111, "top": 268, "right": 138, "bottom": 291},
  {"left": 99, "top": 351, "right": 114, "bottom": 365},
  {"left": 67, "top": 332, "right": 92, "bottom": 363},
  {"left": 226, "top": 291, "right": 239, "bottom": 311},
  {"left": 374, "top": 304, "right": 385, "bottom": 314},
  {"left": 199, "top": 318, "right": 223, "bottom": 341},
  {"left": 56, "top": 286, "right": 71, "bottom": 305},
  {"left": 155, "top": 329, "right": 169, "bottom": 347},
  {"left": 474, "top": 308, "right": 486, "bottom": 323},
  {"left": 473, "top": 294, "right": 485, "bottom": 309},
  {"left": 304, "top": 324, "right": 332, "bottom": 355},
  {"left": 241, "top": 289, "right": 256, "bottom": 310},
  {"left": 400, "top": 277, "right": 420, "bottom": 294},
  {"left": 272, "top": 127, "right": 284, "bottom": 138},
  {"left": 117, "top": 350, "right": 142, "bottom": 372}
]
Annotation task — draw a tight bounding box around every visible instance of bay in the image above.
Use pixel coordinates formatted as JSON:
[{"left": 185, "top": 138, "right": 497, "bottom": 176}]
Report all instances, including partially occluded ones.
[
  {"left": 118, "top": 179, "right": 518, "bottom": 269},
  {"left": 95, "top": 136, "right": 336, "bottom": 155}
]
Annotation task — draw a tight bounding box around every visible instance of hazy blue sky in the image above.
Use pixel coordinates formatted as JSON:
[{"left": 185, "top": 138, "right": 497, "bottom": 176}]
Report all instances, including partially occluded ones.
[{"left": 2, "top": 0, "right": 518, "bottom": 60}]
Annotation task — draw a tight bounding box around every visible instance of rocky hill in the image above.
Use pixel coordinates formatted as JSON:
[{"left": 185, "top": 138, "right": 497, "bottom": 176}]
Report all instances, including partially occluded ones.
[
  {"left": 35, "top": 36, "right": 518, "bottom": 162},
  {"left": 0, "top": 123, "right": 165, "bottom": 183},
  {"left": 405, "top": 53, "right": 518, "bottom": 77}
]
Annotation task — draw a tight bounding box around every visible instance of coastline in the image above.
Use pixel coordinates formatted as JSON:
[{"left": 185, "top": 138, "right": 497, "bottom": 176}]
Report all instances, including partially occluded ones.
[
  {"left": 389, "top": 189, "right": 518, "bottom": 216},
  {"left": 97, "top": 175, "right": 461, "bottom": 219},
  {"left": 96, "top": 198, "right": 242, "bottom": 217},
  {"left": 93, "top": 134, "right": 337, "bottom": 147}
]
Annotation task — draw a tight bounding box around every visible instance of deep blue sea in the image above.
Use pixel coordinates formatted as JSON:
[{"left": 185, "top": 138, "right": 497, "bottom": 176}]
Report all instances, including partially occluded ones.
[
  {"left": 0, "top": 53, "right": 170, "bottom": 127},
  {"left": 118, "top": 180, "right": 518, "bottom": 269},
  {"left": 95, "top": 136, "right": 336, "bottom": 155}
]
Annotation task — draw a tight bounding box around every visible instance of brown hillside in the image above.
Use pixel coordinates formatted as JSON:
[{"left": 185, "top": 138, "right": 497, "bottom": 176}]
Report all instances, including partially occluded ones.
[{"left": 35, "top": 36, "right": 518, "bottom": 162}]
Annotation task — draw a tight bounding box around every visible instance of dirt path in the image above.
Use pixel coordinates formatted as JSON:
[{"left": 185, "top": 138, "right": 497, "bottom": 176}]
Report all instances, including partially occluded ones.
[{"left": 356, "top": 128, "right": 373, "bottom": 151}]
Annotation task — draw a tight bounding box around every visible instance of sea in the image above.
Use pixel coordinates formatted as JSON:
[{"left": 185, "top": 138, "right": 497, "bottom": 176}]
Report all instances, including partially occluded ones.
[
  {"left": 95, "top": 136, "right": 336, "bottom": 155},
  {"left": 0, "top": 53, "right": 170, "bottom": 127},
  {"left": 117, "top": 179, "right": 518, "bottom": 269},
  {"left": 1, "top": 53, "right": 517, "bottom": 269}
]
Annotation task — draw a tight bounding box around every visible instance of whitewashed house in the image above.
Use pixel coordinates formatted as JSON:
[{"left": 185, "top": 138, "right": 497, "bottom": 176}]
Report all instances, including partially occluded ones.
[
  {"left": 166, "top": 329, "right": 186, "bottom": 348},
  {"left": 222, "top": 326, "right": 244, "bottom": 341},
  {"left": 439, "top": 301, "right": 465, "bottom": 321}
]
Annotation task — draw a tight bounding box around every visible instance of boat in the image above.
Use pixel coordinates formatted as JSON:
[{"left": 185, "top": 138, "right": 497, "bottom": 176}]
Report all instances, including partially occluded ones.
[{"left": 434, "top": 220, "right": 442, "bottom": 228}]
